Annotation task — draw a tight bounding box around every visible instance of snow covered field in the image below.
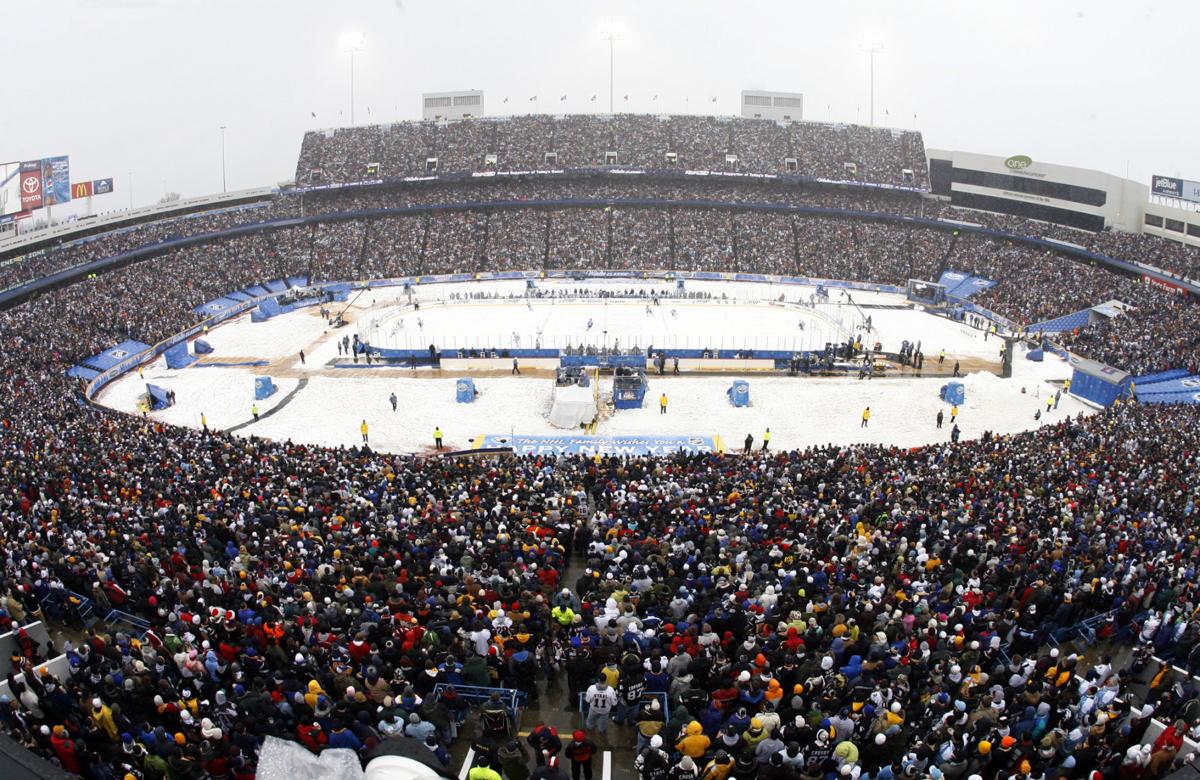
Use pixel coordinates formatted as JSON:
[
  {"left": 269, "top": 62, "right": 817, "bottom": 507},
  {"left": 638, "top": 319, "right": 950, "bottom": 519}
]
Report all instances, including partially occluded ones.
[{"left": 98, "top": 278, "right": 1091, "bottom": 453}]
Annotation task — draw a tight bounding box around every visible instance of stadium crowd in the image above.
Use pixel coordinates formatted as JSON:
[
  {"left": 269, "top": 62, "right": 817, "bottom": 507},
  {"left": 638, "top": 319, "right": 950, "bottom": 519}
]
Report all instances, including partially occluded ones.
[
  {"left": 5, "top": 194, "right": 1196, "bottom": 379},
  {"left": 0, "top": 117, "right": 1197, "bottom": 779},
  {"left": 2, "top": 260, "right": 1200, "bottom": 779},
  {"left": 0, "top": 198, "right": 1195, "bottom": 777},
  {"left": 294, "top": 115, "right": 929, "bottom": 189}
]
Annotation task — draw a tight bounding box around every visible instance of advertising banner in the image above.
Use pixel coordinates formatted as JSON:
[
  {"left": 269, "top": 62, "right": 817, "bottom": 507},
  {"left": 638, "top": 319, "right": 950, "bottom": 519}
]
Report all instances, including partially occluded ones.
[
  {"left": 92, "top": 178, "right": 114, "bottom": 194},
  {"left": 72, "top": 181, "right": 93, "bottom": 199},
  {"left": 19, "top": 161, "right": 43, "bottom": 211},
  {"left": 41, "top": 156, "right": 71, "bottom": 205},
  {"left": 1151, "top": 174, "right": 1200, "bottom": 204},
  {"left": 478, "top": 433, "right": 718, "bottom": 456}
]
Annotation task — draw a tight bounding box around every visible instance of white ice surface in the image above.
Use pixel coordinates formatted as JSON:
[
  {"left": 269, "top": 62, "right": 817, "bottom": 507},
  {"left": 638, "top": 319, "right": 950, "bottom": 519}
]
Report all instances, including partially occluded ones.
[
  {"left": 98, "top": 278, "right": 1089, "bottom": 453},
  {"left": 353, "top": 279, "right": 996, "bottom": 358}
]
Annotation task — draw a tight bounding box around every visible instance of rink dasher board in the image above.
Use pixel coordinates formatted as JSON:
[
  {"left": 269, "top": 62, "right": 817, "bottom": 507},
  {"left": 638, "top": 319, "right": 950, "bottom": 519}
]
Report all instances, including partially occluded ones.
[{"left": 477, "top": 434, "right": 720, "bottom": 456}]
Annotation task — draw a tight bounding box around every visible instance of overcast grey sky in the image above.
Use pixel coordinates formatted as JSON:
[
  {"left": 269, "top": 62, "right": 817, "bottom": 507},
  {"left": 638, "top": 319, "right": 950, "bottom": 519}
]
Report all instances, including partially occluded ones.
[{"left": 2, "top": 0, "right": 1195, "bottom": 212}]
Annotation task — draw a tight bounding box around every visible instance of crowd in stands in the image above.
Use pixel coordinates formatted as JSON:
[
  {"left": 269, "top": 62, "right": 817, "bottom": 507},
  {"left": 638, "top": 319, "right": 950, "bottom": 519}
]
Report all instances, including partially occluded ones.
[
  {"left": 3, "top": 238, "right": 1200, "bottom": 778},
  {"left": 0, "top": 127, "right": 1197, "bottom": 780},
  {"left": 2, "top": 167, "right": 1196, "bottom": 380},
  {"left": 0, "top": 204, "right": 283, "bottom": 293},
  {"left": 295, "top": 114, "right": 930, "bottom": 189},
  {"left": 1062, "top": 281, "right": 1199, "bottom": 376}
]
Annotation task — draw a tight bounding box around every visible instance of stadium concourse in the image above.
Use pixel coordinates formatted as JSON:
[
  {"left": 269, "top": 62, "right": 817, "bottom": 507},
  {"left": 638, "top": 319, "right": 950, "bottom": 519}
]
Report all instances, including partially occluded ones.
[{"left": 0, "top": 116, "right": 1197, "bottom": 780}]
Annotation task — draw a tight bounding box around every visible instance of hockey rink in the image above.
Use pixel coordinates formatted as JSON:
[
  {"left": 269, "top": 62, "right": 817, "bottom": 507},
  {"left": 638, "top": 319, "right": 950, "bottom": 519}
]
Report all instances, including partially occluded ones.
[{"left": 97, "top": 277, "right": 1093, "bottom": 454}]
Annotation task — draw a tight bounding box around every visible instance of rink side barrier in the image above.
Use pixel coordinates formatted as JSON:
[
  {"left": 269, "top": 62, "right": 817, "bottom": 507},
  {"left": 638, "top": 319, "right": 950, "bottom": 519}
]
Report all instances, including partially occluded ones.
[
  {"left": 75, "top": 268, "right": 1053, "bottom": 405},
  {"left": 75, "top": 271, "right": 923, "bottom": 405},
  {"left": 83, "top": 283, "right": 344, "bottom": 403}
]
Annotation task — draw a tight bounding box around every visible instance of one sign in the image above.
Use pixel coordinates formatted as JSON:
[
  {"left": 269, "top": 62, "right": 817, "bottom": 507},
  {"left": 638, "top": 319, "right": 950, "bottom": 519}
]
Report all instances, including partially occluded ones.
[
  {"left": 478, "top": 434, "right": 718, "bottom": 456},
  {"left": 41, "top": 156, "right": 71, "bottom": 205},
  {"left": 72, "top": 181, "right": 93, "bottom": 198},
  {"left": 1004, "top": 155, "right": 1033, "bottom": 171},
  {"left": 1151, "top": 174, "right": 1200, "bottom": 204},
  {"left": 92, "top": 177, "right": 114, "bottom": 194},
  {"left": 19, "top": 161, "right": 43, "bottom": 210}
]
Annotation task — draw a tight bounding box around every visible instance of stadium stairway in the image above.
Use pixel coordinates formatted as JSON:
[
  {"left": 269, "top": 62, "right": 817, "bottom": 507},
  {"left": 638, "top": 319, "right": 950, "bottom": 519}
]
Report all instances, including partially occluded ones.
[{"left": 1027, "top": 308, "right": 1093, "bottom": 334}]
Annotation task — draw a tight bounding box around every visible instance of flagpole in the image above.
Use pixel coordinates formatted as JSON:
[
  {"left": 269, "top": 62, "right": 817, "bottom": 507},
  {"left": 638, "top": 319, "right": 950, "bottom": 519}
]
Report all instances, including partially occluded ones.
[
  {"left": 600, "top": 23, "right": 624, "bottom": 115},
  {"left": 609, "top": 34, "right": 614, "bottom": 113},
  {"left": 859, "top": 40, "right": 884, "bottom": 127}
]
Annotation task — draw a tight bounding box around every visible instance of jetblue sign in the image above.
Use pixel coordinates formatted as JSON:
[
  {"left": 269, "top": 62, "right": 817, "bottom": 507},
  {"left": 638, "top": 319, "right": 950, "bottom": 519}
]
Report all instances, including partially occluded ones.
[{"left": 1151, "top": 174, "right": 1200, "bottom": 204}]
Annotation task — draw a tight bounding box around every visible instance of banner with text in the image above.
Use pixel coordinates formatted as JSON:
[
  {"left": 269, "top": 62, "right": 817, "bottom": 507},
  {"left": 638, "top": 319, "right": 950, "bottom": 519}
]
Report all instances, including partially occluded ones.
[
  {"left": 41, "top": 156, "right": 71, "bottom": 206},
  {"left": 19, "top": 161, "right": 43, "bottom": 211},
  {"left": 1151, "top": 174, "right": 1200, "bottom": 204},
  {"left": 478, "top": 433, "right": 718, "bottom": 456}
]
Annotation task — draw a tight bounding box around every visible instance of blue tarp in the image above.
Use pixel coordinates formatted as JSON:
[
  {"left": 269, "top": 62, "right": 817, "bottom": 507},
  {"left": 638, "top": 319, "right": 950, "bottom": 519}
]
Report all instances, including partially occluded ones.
[
  {"left": 1026, "top": 348, "right": 1044, "bottom": 362},
  {"left": 81, "top": 340, "right": 152, "bottom": 372},
  {"left": 1134, "top": 375, "right": 1200, "bottom": 397},
  {"left": 728, "top": 380, "right": 750, "bottom": 407},
  {"left": 243, "top": 284, "right": 270, "bottom": 297},
  {"left": 254, "top": 376, "right": 276, "bottom": 400},
  {"left": 193, "top": 339, "right": 213, "bottom": 354},
  {"left": 1135, "top": 369, "right": 1192, "bottom": 386},
  {"left": 940, "top": 381, "right": 965, "bottom": 405},
  {"left": 193, "top": 296, "right": 243, "bottom": 317},
  {"left": 456, "top": 378, "right": 476, "bottom": 403},
  {"left": 146, "top": 384, "right": 173, "bottom": 410},
  {"left": 257, "top": 297, "right": 283, "bottom": 318},
  {"left": 938, "top": 270, "right": 997, "bottom": 299},
  {"left": 264, "top": 279, "right": 287, "bottom": 293},
  {"left": 164, "top": 341, "right": 196, "bottom": 370},
  {"left": 66, "top": 365, "right": 101, "bottom": 380}
]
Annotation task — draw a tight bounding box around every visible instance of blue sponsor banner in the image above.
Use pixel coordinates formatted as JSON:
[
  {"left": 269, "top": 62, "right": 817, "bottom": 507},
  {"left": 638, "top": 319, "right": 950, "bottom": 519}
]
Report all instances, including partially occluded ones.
[
  {"left": 92, "top": 178, "right": 114, "bottom": 195},
  {"left": 82, "top": 340, "right": 152, "bottom": 372},
  {"left": 193, "top": 296, "right": 244, "bottom": 317},
  {"left": 479, "top": 434, "right": 717, "bottom": 456},
  {"left": 937, "top": 270, "right": 966, "bottom": 289},
  {"left": 41, "top": 156, "right": 71, "bottom": 206}
]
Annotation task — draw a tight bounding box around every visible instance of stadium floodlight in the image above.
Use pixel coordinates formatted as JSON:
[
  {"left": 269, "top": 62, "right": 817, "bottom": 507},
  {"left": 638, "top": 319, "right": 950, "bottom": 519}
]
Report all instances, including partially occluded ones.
[
  {"left": 598, "top": 21, "right": 626, "bottom": 114},
  {"left": 858, "top": 38, "right": 884, "bottom": 126},
  {"left": 340, "top": 32, "right": 367, "bottom": 126}
]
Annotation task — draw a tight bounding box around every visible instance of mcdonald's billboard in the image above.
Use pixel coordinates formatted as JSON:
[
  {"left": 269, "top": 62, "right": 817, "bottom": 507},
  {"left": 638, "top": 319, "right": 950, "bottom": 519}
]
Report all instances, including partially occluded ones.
[{"left": 72, "top": 181, "right": 93, "bottom": 199}]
